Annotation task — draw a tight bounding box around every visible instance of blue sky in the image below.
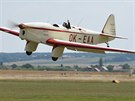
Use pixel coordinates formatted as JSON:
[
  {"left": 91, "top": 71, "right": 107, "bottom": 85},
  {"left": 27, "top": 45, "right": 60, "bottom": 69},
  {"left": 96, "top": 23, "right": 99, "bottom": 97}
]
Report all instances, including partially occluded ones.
[{"left": 0, "top": 0, "right": 135, "bottom": 52}]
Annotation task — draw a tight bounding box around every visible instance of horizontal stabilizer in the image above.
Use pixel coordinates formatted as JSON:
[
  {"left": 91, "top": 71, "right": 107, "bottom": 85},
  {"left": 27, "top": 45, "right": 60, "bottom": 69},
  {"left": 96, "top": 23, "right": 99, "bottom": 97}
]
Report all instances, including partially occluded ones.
[{"left": 100, "top": 33, "right": 127, "bottom": 39}]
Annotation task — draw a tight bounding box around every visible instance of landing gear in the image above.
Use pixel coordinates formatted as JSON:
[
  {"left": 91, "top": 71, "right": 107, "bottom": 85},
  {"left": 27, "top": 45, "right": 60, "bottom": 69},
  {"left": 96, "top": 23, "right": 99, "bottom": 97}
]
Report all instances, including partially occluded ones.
[
  {"left": 52, "top": 57, "right": 58, "bottom": 61},
  {"left": 105, "top": 42, "right": 110, "bottom": 47},
  {"left": 26, "top": 51, "right": 32, "bottom": 55}
]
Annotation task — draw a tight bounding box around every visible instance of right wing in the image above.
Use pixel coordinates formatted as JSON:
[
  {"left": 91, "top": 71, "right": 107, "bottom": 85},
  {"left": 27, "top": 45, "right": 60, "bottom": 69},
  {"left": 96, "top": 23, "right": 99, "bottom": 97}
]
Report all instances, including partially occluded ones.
[
  {"left": 47, "top": 39, "right": 135, "bottom": 54},
  {"left": 0, "top": 27, "right": 19, "bottom": 36}
]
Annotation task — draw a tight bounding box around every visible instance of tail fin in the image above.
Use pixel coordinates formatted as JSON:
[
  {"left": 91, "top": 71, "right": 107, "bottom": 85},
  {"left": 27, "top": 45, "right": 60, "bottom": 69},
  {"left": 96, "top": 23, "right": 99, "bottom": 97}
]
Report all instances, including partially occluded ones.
[{"left": 102, "top": 14, "right": 116, "bottom": 36}]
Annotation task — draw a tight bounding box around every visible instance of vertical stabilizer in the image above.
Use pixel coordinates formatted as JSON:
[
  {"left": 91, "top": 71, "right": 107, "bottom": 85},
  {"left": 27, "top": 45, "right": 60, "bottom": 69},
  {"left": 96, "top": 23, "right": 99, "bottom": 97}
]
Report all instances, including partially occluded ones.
[{"left": 102, "top": 14, "right": 116, "bottom": 36}]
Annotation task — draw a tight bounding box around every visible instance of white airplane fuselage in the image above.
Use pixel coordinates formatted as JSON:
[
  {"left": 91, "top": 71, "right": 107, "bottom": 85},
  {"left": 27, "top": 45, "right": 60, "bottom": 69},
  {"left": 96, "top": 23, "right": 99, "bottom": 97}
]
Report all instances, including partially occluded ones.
[{"left": 19, "top": 22, "right": 113, "bottom": 46}]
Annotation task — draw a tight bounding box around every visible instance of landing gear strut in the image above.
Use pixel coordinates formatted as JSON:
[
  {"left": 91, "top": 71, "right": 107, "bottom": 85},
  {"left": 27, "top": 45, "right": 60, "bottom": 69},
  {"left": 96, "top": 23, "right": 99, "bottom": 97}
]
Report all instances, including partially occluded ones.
[
  {"left": 26, "top": 51, "right": 32, "bottom": 55},
  {"left": 105, "top": 42, "right": 110, "bottom": 47},
  {"left": 52, "top": 57, "right": 58, "bottom": 61}
]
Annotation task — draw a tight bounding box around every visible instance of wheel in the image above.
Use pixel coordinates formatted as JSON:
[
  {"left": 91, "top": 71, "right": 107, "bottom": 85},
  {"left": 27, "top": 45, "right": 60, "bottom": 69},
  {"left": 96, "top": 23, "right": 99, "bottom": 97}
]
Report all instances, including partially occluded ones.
[
  {"left": 26, "top": 51, "right": 32, "bottom": 55},
  {"left": 52, "top": 57, "right": 58, "bottom": 61}
]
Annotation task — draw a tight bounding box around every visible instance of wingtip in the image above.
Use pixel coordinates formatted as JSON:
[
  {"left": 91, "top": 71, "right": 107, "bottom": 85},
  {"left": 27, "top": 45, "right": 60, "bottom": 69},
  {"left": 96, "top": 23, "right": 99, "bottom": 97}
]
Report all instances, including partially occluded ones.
[{"left": 0, "top": 27, "right": 19, "bottom": 36}]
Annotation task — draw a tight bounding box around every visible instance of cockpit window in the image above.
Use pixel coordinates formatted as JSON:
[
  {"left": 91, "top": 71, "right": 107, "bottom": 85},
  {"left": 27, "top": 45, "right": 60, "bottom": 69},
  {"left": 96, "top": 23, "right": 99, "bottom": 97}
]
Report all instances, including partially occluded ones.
[
  {"left": 79, "top": 28, "right": 82, "bottom": 30},
  {"left": 72, "top": 26, "right": 75, "bottom": 28},
  {"left": 53, "top": 24, "right": 59, "bottom": 27}
]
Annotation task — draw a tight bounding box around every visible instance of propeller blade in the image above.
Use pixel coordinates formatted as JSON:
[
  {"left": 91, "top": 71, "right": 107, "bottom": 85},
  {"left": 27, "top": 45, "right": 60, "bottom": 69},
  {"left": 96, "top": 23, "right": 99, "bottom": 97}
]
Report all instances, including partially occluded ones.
[{"left": 8, "top": 20, "right": 19, "bottom": 29}]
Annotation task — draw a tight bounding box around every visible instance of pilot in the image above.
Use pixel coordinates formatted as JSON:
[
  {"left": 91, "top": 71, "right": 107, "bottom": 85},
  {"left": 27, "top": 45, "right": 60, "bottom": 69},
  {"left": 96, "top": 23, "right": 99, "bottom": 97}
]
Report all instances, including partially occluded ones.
[
  {"left": 63, "top": 20, "right": 71, "bottom": 29},
  {"left": 67, "top": 20, "right": 71, "bottom": 29},
  {"left": 63, "top": 22, "right": 68, "bottom": 28}
]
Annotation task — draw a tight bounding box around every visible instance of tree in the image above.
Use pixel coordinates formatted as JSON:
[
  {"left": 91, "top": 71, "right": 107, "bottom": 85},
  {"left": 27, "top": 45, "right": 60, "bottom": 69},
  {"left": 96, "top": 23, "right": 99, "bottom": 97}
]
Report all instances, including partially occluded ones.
[
  {"left": 0, "top": 62, "right": 3, "bottom": 68},
  {"left": 61, "top": 64, "right": 63, "bottom": 67},
  {"left": 21, "top": 64, "right": 34, "bottom": 69},
  {"left": 11, "top": 64, "right": 18, "bottom": 69},
  {"left": 122, "top": 64, "right": 130, "bottom": 69},
  {"left": 106, "top": 65, "right": 114, "bottom": 72},
  {"left": 99, "top": 58, "right": 103, "bottom": 68}
]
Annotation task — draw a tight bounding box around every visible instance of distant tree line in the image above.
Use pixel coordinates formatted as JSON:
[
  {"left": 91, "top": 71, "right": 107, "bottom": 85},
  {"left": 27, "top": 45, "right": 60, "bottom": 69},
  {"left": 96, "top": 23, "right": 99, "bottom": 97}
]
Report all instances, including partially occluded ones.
[
  {"left": 0, "top": 63, "right": 131, "bottom": 72},
  {"left": 0, "top": 63, "right": 74, "bottom": 71}
]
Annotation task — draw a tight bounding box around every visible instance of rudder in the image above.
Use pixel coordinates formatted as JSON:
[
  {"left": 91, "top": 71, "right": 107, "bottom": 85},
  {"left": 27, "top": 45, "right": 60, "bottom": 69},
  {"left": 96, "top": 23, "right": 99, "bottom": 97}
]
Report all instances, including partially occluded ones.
[{"left": 102, "top": 14, "right": 116, "bottom": 36}]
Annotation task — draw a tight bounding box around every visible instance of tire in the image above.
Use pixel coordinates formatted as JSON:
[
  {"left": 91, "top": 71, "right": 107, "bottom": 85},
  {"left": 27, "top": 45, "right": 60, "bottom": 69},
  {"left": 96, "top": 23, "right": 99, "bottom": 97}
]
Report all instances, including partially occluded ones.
[
  {"left": 26, "top": 51, "right": 32, "bottom": 55},
  {"left": 52, "top": 57, "right": 58, "bottom": 61}
]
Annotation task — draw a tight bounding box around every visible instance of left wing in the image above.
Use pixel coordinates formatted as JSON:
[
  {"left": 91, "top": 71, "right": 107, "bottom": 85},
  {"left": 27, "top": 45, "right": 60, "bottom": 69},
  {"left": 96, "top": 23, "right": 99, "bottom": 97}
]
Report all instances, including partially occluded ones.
[
  {"left": 0, "top": 27, "right": 19, "bottom": 36},
  {"left": 47, "top": 39, "right": 135, "bottom": 54}
]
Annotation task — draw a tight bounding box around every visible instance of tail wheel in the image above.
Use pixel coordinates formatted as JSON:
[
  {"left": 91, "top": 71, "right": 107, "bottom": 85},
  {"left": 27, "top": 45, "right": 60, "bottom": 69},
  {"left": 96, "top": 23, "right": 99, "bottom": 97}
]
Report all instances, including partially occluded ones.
[
  {"left": 105, "top": 42, "right": 110, "bottom": 47},
  {"left": 26, "top": 51, "right": 32, "bottom": 55}
]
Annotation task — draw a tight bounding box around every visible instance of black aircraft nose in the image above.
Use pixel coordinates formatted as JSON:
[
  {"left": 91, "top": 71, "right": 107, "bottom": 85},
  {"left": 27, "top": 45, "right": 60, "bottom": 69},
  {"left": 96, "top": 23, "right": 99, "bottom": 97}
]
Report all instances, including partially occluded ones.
[{"left": 18, "top": 24, "right": 26, "bottom": 29}]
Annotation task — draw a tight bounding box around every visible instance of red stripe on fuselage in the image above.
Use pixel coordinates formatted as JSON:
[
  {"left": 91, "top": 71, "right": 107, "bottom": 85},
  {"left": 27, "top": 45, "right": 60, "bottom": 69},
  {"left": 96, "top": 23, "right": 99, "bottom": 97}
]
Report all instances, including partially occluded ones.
[{"left": 29, "top": 26, "right": 89, "bottom": 35}]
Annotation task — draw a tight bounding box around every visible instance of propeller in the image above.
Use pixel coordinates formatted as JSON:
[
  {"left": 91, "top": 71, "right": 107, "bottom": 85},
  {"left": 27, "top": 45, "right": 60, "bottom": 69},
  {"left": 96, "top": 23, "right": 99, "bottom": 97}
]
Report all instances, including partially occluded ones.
[
  {"left": 8, "top": 20, "right": 19, "bottom": 29},
  {"left": 8, "top": 20, "right": 26, "bottom": 29}
]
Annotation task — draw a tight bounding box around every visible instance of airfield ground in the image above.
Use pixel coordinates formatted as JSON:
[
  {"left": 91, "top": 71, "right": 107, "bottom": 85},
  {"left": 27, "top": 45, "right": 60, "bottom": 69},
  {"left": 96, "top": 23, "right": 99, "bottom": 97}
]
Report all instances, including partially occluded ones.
[
  {"left": 0, "top": 70, "right": 135, "bottom": 82},
  {"left": 0, "top": 70, "right": 135, "bottom": 101}
]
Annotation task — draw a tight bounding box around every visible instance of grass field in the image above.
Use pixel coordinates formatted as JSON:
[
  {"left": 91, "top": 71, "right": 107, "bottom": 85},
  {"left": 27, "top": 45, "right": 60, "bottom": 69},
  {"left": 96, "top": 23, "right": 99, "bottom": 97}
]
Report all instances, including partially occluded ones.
[{"left": 0, "top": 80, "right": 135, "bottom": 101}]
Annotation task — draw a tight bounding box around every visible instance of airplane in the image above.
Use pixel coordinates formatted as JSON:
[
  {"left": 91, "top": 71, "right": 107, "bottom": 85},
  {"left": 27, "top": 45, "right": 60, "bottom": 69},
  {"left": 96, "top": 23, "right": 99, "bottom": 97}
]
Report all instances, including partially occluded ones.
[{"left": 0, "top": 14, "right": 135, "bottom": 61}]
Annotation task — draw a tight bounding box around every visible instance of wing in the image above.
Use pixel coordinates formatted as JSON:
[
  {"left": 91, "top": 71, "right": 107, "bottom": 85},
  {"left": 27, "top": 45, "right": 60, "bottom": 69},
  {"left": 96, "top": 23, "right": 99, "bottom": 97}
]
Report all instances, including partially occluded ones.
[
  {"left": 0, "top": 27, "right": 19, "bottom": 36},
  {"left": 47, "top": 39, "right": 135, "bottom": 54}
]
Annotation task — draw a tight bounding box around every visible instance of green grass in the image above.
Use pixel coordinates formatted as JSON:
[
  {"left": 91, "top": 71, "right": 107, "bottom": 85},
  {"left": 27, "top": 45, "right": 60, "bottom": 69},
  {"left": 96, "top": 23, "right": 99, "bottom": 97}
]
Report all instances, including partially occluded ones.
[{"left": 0, "top": 80, "right": 135, "bottom": 101}]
